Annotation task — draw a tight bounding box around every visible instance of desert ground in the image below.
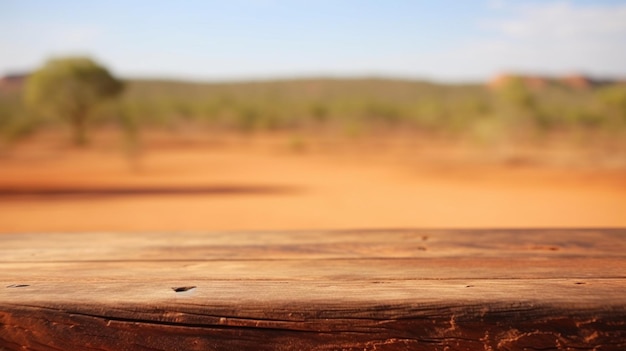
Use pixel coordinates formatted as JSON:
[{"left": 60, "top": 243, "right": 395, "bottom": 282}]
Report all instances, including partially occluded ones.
[{"left": 0, "top": 130, "right": 624, "bottom": 233}]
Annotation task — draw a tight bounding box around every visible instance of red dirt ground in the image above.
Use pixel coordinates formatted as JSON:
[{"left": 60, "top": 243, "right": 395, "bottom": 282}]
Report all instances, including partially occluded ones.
[{"left": 0, "top": 131, "right": 624, "bottom": 233}]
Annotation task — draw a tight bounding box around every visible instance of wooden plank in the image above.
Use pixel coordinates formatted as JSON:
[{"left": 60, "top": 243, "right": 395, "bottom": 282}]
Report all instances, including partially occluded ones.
[
  {"left": 3, "top": 229, "right": 625, "bottom": 261},
  {"left": 1, "top": 229, "right": 625, "bottom": 350}
]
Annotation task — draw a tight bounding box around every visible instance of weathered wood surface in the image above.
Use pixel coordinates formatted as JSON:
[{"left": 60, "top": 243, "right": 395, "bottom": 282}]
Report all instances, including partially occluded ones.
[{"left": 0, "top": 229, "right": 625, "bottom": 350}]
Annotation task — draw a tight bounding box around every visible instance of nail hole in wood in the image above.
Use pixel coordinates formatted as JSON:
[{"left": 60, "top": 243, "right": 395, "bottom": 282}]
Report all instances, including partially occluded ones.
[
  {"left": 575, "top": 282, "right": 586, "bottom": 285},
  {"left": 172, "top": 286, "right": 196, "bottom": 292},
  {"left": 466, "top": 285, "right": 474, "bottom": 288}
]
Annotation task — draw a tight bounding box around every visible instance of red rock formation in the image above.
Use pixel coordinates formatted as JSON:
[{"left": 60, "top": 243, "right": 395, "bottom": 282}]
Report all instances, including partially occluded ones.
[
  {"left": 487, "top": 73, "right": 617, "bottom": 91},
  {"left": 488, "top": 73, "right": 549, "bottom": 91},
  {"left": 0, "top": 73, "right": 28, "bottom": 93},
  {"left": 560, "top": 74, "right": 593, "bottom": 90}
]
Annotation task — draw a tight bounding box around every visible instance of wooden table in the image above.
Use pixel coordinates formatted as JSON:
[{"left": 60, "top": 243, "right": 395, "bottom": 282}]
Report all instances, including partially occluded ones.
[{"left": 1, "top": 229, "right": 625, "bottom": 350}]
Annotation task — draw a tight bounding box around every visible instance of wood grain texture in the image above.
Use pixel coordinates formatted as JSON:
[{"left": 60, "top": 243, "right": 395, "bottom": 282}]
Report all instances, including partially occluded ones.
[{"left": 1, "top": 229, "right": 625, "bottom": 350}]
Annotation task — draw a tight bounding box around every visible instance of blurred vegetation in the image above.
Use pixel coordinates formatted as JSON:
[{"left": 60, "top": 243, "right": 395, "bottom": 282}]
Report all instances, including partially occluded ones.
[
  {"left": 24, "top": 57, "right": 123, "bottom": 145},
  {"left": 2, "top": 75, "right": 626, "bottom": 146}
]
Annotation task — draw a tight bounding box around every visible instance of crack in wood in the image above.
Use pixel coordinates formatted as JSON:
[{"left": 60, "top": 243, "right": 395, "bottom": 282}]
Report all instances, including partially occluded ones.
[{"left": 171, "top": 286, "right": 196, "bottom": 293}]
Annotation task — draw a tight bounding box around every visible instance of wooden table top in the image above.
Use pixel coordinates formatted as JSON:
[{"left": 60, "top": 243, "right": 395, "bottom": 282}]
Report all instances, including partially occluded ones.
[{"left": 1, "top": 229, "right": 625, "bottom": 350}]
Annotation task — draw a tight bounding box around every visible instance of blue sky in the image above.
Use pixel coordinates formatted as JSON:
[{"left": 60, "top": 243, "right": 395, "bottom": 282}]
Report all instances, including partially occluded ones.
[{"left": 2, "top": 0, "right": 626, "bottom": 82}]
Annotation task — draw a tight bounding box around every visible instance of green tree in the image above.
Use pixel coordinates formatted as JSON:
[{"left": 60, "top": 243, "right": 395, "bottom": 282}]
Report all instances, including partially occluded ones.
[
  {"left": 500, "top": 76, "right": 534, "bottom": 109},
  {"left": 598, "top": 85, "right": 626, "bottom": 122},
  {"left": 25, "top": 57, "right": 123, "bottom": 145}
]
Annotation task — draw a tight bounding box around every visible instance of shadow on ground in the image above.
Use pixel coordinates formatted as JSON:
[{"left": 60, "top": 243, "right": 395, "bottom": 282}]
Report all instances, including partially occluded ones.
[{"left": 0, "top": 185, "right": 302, "bottom": 200}]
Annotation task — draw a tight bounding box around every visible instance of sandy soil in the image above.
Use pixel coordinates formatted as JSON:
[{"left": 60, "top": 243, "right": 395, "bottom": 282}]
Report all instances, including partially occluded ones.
[{"left": 0, "top": 131, "right": 624, "bottom": 233}]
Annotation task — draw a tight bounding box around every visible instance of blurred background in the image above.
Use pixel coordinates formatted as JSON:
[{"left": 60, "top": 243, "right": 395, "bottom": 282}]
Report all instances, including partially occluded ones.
[{"left": 0, "top": 0, "right": 625, "bottom": 232}]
